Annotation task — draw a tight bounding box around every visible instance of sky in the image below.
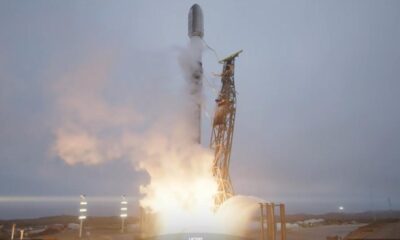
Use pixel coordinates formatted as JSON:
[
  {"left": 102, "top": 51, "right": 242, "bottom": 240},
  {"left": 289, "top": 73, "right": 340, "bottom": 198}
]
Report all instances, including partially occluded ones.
[{"left": 0, "top": 0, "right": 400, "bottom": 218}]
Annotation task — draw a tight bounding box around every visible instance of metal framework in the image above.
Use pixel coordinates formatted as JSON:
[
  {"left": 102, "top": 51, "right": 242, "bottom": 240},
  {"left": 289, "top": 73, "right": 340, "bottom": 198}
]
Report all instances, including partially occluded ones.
[
  {"left": 210, "top": 50, "right": 242, "bottom": 207},
  {"left": 259, "top": 203, "right": 287, "bottom": 240}
]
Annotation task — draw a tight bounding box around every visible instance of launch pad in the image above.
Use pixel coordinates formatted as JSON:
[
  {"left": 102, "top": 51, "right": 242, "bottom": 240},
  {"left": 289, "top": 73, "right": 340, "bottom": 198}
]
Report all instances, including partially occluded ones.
[{"left": 139, "top": 4, "right": 286, "bottom": 239}]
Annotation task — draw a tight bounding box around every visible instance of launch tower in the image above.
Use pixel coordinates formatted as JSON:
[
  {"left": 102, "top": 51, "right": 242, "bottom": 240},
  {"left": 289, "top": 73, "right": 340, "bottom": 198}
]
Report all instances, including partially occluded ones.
[{"left": 210, "top": 50, "right": 242, "bottom": 207}]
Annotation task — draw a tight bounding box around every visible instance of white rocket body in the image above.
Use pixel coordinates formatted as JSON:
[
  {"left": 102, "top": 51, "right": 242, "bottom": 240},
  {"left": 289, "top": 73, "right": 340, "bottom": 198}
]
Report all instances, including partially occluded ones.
[{"left": 188, "top": 4, "right": 204, "bottom": 143}]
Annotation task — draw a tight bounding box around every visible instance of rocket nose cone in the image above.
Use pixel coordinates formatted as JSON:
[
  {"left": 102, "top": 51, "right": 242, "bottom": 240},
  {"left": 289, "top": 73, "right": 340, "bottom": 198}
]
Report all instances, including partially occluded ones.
[
  {"left": 190, "top": 3, "right": 201, "bottom": 11},
  {"left": 188, "top": 4, "right": 204, "bottom": 38}
]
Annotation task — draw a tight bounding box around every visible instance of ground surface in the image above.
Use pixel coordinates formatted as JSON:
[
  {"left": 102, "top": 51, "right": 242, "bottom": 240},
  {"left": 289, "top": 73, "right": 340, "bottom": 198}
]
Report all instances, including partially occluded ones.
[
  {"left": 286, "top": 224, "right": 365, "bottom": 240},
  {"left": 33, "top": 225, "right": 365, "bottom": 240},
  {"left": 346, "top": 221, "right": 400, "bottom": 239},
  {"left": 42, "top": 229, "right": 135, "bottom": 240},
  {"left": 3, "top": 225, "right": 363, "bottom": 240},
  {"left": 2, "top": 214, "right": 400, "bottom": 240}
]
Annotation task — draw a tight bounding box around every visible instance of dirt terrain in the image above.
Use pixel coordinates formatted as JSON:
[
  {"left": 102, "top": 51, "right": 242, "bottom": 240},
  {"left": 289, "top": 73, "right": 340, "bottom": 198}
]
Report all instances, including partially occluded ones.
[{"left": 346, "top": 220, "right": 400, "bottom": 239}]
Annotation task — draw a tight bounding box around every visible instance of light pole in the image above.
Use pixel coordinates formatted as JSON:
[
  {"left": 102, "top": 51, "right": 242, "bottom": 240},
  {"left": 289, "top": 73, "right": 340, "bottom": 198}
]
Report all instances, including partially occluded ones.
[
  {"left": 338, "top": 206, "right": 345, "bottom": 224},
  {"left": 11, "top": 223, "right": 16, "bottom": 240},
  {"left": 120, "top": 195, "right": 128, "bottom": 233},
  {"left": 79, "top": 195, "right": 87, "bottom": 238},
  {"left": 19, "top": 229, "right": 24, "bottom": 240}
]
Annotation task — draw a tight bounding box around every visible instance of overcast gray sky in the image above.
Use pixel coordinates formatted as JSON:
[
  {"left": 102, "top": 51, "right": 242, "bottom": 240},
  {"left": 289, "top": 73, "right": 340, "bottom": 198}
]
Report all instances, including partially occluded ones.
[{"left": 1, "top": 1, "right": 399, "bottom": 217}]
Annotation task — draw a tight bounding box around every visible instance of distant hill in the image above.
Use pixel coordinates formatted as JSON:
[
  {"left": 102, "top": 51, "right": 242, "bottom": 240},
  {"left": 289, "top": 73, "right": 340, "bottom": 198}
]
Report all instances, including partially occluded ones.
[{"left": 286, "top": 210, "right": 400, "bottom": 223}]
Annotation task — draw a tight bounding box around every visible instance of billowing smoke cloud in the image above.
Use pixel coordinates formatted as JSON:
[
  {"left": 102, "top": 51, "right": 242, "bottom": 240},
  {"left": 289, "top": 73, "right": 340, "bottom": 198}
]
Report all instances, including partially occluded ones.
[
  {"left": 51, "top": 40, "right": 223, "bottom": 235},
  {"left": 51, "top": 39, "right": 264, "bottom": 236},
  {"left": 52, "top": 56, "right": 141, "bottom": 165}
]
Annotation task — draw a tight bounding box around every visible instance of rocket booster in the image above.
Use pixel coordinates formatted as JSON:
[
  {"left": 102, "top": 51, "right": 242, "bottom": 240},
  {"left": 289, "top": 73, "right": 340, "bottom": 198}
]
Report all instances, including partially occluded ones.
[{"left": 188, "top": 4, "right": 204, "bottom": 143}]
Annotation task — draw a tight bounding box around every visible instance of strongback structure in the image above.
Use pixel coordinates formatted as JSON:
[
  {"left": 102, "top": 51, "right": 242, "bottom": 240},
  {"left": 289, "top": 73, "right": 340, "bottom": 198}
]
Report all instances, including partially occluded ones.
[{"left": 210, "top": 50, "right": 242, "bottom": 207}]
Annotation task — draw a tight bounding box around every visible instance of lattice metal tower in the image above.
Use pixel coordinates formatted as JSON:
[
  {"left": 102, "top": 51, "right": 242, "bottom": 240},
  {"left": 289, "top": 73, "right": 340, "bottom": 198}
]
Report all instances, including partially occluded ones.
[{"left": 210, "top": 50, "right": 242, "bottom": 207}]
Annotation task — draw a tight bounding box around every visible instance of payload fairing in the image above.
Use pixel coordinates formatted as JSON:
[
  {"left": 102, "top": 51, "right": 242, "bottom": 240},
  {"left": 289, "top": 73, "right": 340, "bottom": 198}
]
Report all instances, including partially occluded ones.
[{"left": 188, "top": 4, "right": 204, "bottom": 38}]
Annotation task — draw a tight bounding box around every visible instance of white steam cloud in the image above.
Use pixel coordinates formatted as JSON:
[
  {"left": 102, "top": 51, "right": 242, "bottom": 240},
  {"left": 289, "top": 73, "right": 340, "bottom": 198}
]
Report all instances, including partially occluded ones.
[
  {"left": 52, "top": 40, "right": 261, "bottom": 236},
  {"left": 52, "top": 40, "right": 221, "bottom": 234}
]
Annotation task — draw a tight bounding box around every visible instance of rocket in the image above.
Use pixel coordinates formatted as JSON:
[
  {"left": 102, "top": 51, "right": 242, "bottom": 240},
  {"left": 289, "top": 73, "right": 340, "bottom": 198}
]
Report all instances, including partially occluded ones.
[
  {"left": 188, "top": 4, "right": 204, "bottom": 143},
  {"left": 188, "top": 4, "right": 204, "bottom": 38}
]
